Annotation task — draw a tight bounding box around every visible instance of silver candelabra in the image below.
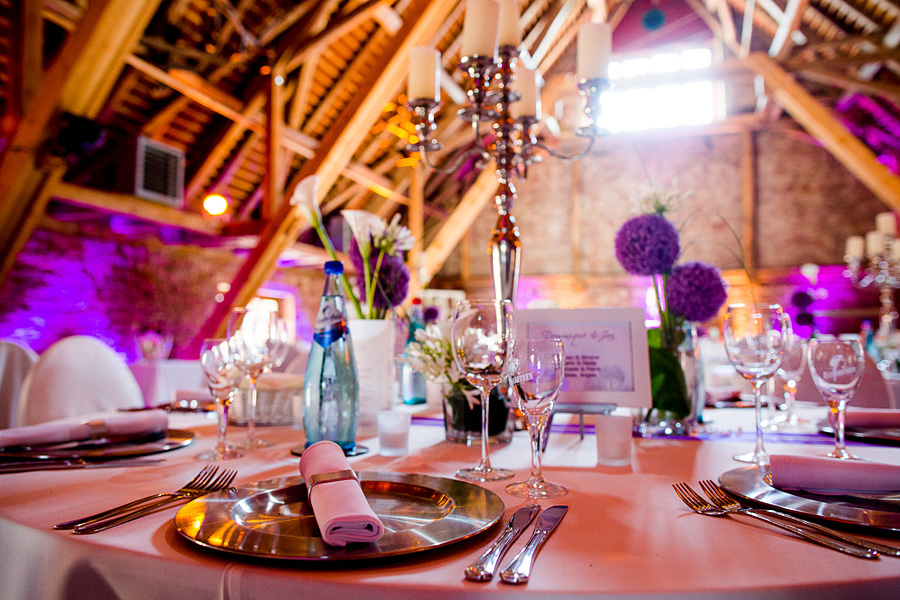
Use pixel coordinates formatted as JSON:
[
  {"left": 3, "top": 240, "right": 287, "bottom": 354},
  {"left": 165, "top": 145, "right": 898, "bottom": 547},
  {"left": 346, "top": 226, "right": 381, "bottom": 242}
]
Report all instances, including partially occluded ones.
[
  {"left": 844, "top": 237, "right": 900, "bottom": 336},
  {"left": 405, "top": 45, "right": 608, "bottom": 305}
]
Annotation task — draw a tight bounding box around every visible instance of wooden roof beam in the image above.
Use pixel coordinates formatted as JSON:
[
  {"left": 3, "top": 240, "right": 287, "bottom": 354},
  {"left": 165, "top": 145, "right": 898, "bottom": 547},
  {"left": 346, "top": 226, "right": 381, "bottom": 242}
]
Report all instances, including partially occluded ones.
[
  {"left": 769, "top": 0, "right": 809, "bottom": 60},
  {"left": 0, "top": 0, "right": 162, "bottom": 286},
  {"left": 188, "top": 0, "right": 459, "bottom": 353},
  {"left": 744, "top": 52, "right": 900, "bottom": 210},
  {"left": 49, "top": 182, "right": 223, "bottom": 236}
]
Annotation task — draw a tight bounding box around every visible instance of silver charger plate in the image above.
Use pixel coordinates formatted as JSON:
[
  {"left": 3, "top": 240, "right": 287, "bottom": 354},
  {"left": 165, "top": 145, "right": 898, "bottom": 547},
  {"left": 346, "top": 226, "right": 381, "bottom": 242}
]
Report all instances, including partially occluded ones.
[
  {"left": 818, "top": 424, "right": 900, "bottom": 446},
  {"left": 0, "top": 429, "right": 194, "bottom": 460},
  {"left": 174, "top": 471, "right": 505, "bottom": 561},
  {"left": 719, "top": 466, "right": 900, "bottom": 533}
]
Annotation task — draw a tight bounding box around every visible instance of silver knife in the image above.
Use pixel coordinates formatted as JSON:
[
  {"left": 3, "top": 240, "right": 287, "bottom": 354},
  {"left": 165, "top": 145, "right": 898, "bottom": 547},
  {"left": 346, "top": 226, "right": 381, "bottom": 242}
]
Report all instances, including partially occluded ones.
[
  {"left": 0, "top": 458, "right": 163, "bottom": 474},
  {"left": 499, "top": 505, "right": 568, "bottom": 585},
  {"left": 465, "top": 504, "right": 540, "bottom": 582}
]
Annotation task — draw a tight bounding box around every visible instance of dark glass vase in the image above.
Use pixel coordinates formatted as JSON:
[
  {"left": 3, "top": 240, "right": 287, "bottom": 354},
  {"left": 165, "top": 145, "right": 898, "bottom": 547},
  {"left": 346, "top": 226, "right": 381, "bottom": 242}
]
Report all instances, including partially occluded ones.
[{"left": 442, "top": 379, "right": 513, "bottom": 446}]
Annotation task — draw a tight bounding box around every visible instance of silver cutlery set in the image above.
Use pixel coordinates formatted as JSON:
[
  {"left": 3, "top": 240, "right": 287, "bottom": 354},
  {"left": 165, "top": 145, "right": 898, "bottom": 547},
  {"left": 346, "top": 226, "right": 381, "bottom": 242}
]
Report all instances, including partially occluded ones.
[
  {"left": 465, "top": 504, "right": 568, "bottom": 584},
  {"left": 674, "top": 480, "right": 900, "bottom": 559},
  {"left": 54, "top": 465, "right": 236, "bottom": 534}
]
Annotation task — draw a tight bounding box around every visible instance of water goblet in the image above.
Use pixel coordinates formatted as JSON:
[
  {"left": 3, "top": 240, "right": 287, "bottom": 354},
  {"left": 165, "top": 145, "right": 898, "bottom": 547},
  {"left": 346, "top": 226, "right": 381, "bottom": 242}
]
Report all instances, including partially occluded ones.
[
  {"left": 197, "top": 338, "right": 245, "bottom": 461},
  {"left": 774, "top": 339, "right": 808, "bottom": 428},
  {"left": 723, "top": 303, "right": 792, "bottom": 466},
  {"left": 506, "top": 338, "right": 567, "bottom": 499},
  {"left": 808, "top": 337, "right": 865, "bottom": 460},
  {"left": 228, "top": 307, "right": 278, "bottom": 449},
  {"left": 450, "top": 298, "right": 515, "bottom": 482}
]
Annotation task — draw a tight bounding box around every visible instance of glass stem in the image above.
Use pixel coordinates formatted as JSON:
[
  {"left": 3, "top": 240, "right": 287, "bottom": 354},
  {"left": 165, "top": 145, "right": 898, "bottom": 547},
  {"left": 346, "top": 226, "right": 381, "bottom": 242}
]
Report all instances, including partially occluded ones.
[
  {"left": 786, "top": 382, "right": 798, "bottom": 423},
  {"left": 246, "top": 377, "right": 258, "bottom": 442},
  {"left": 752, "top": 380, "right": 767, "bottom": 457},
  {"left": 833, "top": 400, "right": 848, "bottom": 455},
  {"left": 215, "top": 394, "right": 228, "bottom": 449},
  {"left": 477, "top": 383, "right": 493, "bottom": 471},
  {"left": 526, "top": 413, "right": 545, "bottom": 483}
]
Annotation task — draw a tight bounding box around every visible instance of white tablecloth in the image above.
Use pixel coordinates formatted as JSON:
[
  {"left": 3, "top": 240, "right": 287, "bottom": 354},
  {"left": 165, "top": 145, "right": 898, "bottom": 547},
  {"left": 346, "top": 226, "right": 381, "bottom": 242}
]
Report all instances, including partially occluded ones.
[{"left": 1, "top": 407, "right": 899, "bottom": 599}]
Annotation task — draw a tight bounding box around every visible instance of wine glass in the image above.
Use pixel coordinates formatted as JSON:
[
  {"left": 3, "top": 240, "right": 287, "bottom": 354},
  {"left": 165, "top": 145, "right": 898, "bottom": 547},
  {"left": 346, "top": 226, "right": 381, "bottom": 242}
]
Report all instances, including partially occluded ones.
[
  {"left": 197, "top": 338, "right": 245, "bottom": 460},
  {"left": 506, "top": 338, "right": 567, "bottom": 499},
  {"left": 723, "top": 304, "right": 792, "bottom": 466},
  {"left": 227, "top": 307, "right": 278, "bottom": 449},
  {"left": 774, "top": 339, "right": 808, "bottom": 428},
  {"left": 808, "top": 337, "right": 865, "bottom": 460},
  {"left": 450, "top": 298, "right": 515, "bottom": 482}
]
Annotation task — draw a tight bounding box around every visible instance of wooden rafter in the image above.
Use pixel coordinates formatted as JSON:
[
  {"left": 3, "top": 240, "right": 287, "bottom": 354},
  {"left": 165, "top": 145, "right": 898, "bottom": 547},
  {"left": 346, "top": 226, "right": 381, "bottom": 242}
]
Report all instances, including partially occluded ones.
[
  {"left": 0, "top": 0, "right": 163, "bottom": 285},
  {"left": 769, "top": 0, "right": 809, "bottom": 59},
  {"left": 188, "top": 0, "right": 460, "bottom": 352},
  {"left": 744, "top": 52, "right": 900, "bottom": 209}
]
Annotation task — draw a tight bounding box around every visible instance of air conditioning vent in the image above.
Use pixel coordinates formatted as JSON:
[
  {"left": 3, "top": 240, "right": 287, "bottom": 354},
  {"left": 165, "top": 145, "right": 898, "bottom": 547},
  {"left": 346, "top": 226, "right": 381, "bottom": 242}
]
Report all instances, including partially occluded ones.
[{"left": 134, "top": 136, "right": 184, "bottom": 208}]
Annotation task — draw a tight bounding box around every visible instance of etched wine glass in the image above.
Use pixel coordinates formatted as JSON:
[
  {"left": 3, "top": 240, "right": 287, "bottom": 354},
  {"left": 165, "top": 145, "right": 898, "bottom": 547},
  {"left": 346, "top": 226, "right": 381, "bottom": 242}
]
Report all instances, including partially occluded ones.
[
  {"left": 723, "top": 303, "right": 792, "bottom": 466},
  {"left": 450, "top": 298, "right": 515, "bottom": 482},
  {"left": 227, "top": 307, "right": 278, "bottom": 449},
  {"left": 506, "top": 338, "right": 567, "bottom": 498},
  {"left": 197, "top": 338, "right": 245, "bottom": 461},
  {"left": 808, "top": 337, "right": 865, "bottom": 460}
]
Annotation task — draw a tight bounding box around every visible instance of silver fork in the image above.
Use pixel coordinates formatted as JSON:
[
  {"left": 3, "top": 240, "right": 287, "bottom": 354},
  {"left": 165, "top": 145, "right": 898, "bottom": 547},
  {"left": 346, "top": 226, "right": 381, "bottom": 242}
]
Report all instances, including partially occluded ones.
[
  {"left": 672, "top": 482, "right": 879, "bottom": 559},
  {"left": 71, "top": 468, "right": 237, "bottom": 534},
  {"left": 700, "top": 479, "right": 900, "bottom": 558},
  {"left": 55, "top": 465, "right": 221, "bottom": 530}
]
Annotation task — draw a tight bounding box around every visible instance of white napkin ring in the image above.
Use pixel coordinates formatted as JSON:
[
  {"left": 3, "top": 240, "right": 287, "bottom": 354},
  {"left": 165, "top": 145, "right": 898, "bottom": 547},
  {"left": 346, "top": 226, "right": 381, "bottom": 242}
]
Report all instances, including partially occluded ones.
[
  {"left": 307, "top": 469, "right": 359, "bottom": 495},
  {"left": 84, "top": 420, "right": 109, "bottom": 440}
]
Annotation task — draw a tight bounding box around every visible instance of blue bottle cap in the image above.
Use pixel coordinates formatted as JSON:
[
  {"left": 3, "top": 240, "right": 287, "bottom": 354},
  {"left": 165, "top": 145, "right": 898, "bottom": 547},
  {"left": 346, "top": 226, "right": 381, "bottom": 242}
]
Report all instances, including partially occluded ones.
[{"left": 324, "top": 261, "right": 343, "bottom": 275}]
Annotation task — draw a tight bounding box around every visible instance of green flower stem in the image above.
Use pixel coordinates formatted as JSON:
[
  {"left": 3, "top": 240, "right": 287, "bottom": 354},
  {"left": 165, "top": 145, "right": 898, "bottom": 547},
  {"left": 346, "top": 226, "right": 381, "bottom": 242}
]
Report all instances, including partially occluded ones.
[
  {"left": 366, "top": 251, "right": 386, "bottom": 320},
  {"left": 312, "top": 222, "right": 364, "bottom": 319}
]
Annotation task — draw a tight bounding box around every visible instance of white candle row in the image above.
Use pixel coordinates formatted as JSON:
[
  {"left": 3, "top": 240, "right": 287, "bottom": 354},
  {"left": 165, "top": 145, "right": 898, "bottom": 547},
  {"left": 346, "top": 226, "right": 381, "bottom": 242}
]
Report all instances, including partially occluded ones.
[
  {"left": 408, "top": 0, "right": 612, "bottom": 109},
  {"left": 845, "top": 212, "right": 897, "bottom": 259}
]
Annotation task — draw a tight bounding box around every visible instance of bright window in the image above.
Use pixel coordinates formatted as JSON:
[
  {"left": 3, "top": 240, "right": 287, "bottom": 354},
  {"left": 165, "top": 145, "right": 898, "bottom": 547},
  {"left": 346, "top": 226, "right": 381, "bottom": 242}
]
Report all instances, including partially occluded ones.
[{"left": 598, "top": 48, "right": 717, "bottom": 133}]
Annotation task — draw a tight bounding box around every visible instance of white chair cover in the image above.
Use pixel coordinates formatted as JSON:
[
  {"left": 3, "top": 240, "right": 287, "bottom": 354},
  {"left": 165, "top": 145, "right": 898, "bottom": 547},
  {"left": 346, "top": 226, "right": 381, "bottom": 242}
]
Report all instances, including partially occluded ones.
[
  {"left": 0, "top": 341, "right": 39, "bottom": 430},
  {"left": 17, "top": 336, "right": 144, "bottom": 426}
]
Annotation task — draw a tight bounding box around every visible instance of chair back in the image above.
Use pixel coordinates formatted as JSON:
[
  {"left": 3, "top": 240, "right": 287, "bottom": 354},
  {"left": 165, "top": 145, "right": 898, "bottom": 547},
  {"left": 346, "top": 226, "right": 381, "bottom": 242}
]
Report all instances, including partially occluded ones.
[
  {"left": 795, "top": 353, "right": 895, "bottom": 409},
  {"left": 0, "top": 341, "right": 39, "bottom": 429},
  {"left": 18, "top": 336, "right": 144, "bottom": 426}
]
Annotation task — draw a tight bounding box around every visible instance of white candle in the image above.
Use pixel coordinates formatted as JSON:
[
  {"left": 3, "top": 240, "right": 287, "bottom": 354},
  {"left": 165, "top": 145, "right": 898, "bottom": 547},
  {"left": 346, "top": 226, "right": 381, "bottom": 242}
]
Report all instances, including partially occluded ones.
[
  {"left": 577, "top": 21, "right": 612, "bottom": 81},
  {"left": 512, "top": 67, "right": 540, "bottom": 119},
  {"left": 408, "top": 47, "right": 441, "bottom": 101},
  {"left": 866, "top": 231, "right": 885, "bottom": 255},
  {"left": 498, "top": 0, "right": 520, "bottom": 47},
  {"left": 845, "top": 235, "right": 865, "bottom": 259},
  {"left": 876, "top": 211, "right": 897, "bottom": 237},
  {"left": 462, "top": 0, "right": 500, "bottom": 58}
]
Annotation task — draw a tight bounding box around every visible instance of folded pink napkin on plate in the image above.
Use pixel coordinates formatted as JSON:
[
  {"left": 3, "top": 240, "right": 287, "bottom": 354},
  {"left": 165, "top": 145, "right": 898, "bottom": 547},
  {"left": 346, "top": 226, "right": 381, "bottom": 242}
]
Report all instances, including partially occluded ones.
[
  {"left": 298, "top": 441, "right": 384, "bottom": 547},
  {"left": 769, "top": 454, "right": 900, "bottom": 494},
  {"left": 830, "top": 408, "right": 900, "bottom": 429},
  {"left": 0, "top": 410, "right": 168, "bottom": 448}
]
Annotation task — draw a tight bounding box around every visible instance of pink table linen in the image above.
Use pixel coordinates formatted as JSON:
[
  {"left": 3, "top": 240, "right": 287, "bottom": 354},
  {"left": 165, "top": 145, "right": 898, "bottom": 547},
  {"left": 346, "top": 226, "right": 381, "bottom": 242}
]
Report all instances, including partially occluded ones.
[
  {"left": 298, "top": 440, "right": 384, "bottom": 546},
  {"left": 769, "top": 454, "right": 900, "bottom": 494},
  {"left": 0, "top": 410, "right": 168, "bottom": 448},
  {"left": 1, "top": 407, "right": 900, "bottom": 600},
  {"left": 843, "top": 408, "right": 900, "bottom": 428}
]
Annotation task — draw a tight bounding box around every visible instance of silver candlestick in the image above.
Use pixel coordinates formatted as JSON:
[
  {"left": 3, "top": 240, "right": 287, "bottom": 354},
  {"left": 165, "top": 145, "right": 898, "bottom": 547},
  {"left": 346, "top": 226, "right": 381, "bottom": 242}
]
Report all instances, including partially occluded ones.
[{"left": 406, "top": 45, "right": 609, "bottom": 306}]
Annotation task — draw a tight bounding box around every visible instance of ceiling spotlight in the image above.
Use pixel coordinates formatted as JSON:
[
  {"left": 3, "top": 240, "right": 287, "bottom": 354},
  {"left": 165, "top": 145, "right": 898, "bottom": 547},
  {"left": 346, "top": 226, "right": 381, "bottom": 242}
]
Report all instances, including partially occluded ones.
[{"left": 203, "top": 194, "right": 228, "bottom": 216}]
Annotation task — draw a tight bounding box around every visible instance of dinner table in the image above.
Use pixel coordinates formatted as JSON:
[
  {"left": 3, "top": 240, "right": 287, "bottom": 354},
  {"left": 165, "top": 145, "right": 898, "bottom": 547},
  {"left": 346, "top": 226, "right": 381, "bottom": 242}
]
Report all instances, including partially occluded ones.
[{"left": 2, "top": 404, "right": 900, "bottom": 600}]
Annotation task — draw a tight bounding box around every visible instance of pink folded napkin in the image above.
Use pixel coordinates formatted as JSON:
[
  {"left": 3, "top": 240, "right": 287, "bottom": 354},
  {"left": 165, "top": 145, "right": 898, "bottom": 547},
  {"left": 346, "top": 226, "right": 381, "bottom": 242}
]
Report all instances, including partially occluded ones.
[
  {"left": 769, "top": 454, "right": 900, "bottom": 494},
  {"left": 0, "top": 410, "right": 168, "bottom": 448},
  {"left": 830, "top": 408, "right": 900, "bottom": 429},
  {"left": 298, "top": 441, "right": 384, "bottom": 547}
]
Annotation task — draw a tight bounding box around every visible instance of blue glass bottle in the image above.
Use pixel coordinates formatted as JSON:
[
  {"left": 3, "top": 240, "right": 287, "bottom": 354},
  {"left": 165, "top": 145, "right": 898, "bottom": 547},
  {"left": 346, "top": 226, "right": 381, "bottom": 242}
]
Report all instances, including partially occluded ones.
[
  {"left": 401, "top": 300, "right": 427, "bottom": 405},
  {"left": 302, "top": 261, "right": 359, "bottom": 451}
]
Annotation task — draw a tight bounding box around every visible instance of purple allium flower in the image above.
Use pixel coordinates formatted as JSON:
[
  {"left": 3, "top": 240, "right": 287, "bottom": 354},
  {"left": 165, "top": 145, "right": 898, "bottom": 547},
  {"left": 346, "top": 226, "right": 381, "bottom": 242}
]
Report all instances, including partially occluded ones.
[
  {"left": 666, "top": 261, "right": 728, "bottom": 323},
  {"left": 614, "top": 214, "right": 680, "bottom": 275},
  {"left": 349, "top": 238, "right": 410, "bottom": 310},
  {"left": 423, "top": 306, "right": 440, "bottom": 323}
]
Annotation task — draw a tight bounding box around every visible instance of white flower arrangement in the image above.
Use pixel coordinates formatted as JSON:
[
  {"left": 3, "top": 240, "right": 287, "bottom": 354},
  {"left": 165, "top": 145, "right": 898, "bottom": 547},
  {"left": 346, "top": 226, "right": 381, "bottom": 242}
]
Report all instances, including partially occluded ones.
[{"left": 405, "top": 324, "right": 481, "bottom": 409}]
